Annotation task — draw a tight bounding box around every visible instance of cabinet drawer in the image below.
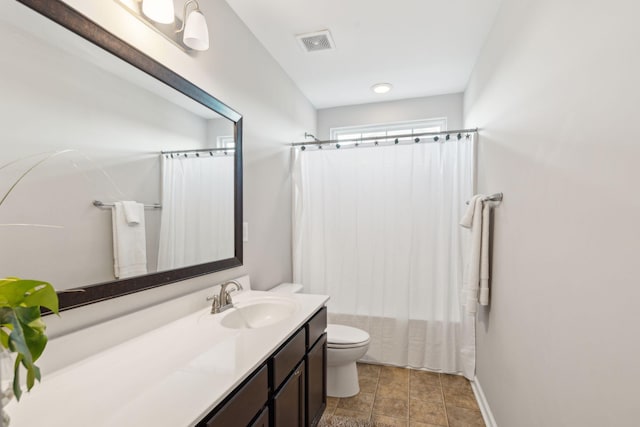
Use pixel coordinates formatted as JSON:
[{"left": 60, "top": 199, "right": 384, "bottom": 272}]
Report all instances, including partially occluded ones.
[
  {"left": 272, "top": 327, "right": 306, "bottom": 390},
  {"left": 273, "top": 360, "right": 306, "bottom": 427},
  {"left": 306, "top": 307, "right": 327, "bottom": 349},
  {"left": 204, "top": 365, "right": 268, "bottom": 427}
]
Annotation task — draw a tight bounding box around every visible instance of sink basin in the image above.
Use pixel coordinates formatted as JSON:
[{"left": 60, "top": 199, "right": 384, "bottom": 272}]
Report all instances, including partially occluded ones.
[{"left": 220, "top": 297, "right": 298, "bottom": 329}]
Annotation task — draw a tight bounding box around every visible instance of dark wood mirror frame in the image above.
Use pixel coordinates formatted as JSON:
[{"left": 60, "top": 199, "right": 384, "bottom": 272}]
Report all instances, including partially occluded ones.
[{"left": 16, "top": 0, "right": 244, "bottom": 313}]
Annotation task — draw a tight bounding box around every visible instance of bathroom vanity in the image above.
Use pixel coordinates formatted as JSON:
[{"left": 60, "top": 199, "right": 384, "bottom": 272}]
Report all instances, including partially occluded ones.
[
  {"left": 6, "top": 291, "right": 329, "bottom": 426},
  {"left": 202, "top": 304, "right": 328, "bottom": 427}
]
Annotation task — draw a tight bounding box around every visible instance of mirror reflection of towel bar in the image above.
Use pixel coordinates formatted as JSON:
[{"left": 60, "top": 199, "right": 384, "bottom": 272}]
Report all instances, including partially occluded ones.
[
  {"left": 92, "top": 200, "right": 162, "bottom": 209},
  {"left": 465, "top": 192, "right": 503, "bottom": 205}
]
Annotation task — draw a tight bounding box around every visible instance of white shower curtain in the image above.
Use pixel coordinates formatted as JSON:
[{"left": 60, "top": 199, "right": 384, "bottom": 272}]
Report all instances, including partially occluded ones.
[
  {"left": 157, "top": 154, "right": 235, "bottom": 270},
  {"left": 292, "top": 138, "right": 476, "bottom": 378}
]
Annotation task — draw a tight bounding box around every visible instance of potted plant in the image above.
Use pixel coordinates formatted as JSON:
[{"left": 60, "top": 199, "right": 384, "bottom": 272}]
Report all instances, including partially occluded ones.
[{"left": 0, "top": 277, "right": 58, "bottom": 426}]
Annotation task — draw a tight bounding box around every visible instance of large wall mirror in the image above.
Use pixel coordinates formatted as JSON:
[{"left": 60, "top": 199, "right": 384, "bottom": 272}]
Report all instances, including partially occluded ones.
[{"left": 0, "top": 0, "right": 243, "bottom": 311}]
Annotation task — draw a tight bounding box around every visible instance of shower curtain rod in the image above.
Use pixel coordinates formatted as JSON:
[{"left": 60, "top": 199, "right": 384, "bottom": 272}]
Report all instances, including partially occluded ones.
[
  {"left": 291, "top": 128, "right": 478, "bottom": 147},
  {"left": 161, "top": 147, "right": 231, "bottom": 155}
]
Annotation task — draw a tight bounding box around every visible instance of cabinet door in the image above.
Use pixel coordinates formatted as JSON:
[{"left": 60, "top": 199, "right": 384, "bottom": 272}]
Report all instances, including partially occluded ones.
[
  {"left": 306, "top": 334, "right": 327, "bottom": 427},
  {"left": 273, "top": 361, "right": 306, "bottom": 427},
  {"left": 203, "top": 365, "right": 268, "bottom": 427},
  {"left": 250, "top": 407, "right": 269, "bottom": 427}
]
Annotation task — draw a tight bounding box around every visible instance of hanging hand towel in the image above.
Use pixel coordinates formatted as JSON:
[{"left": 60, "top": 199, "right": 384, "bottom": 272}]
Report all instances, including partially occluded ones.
[
  {"left": 121, "top": 200, "right": 142, "bottom": 225},
  {"left": 479, "top": 202, "right": 491, "bottom": 305},
  {"left": 112, "top": 201, "right": 147, "bottom": 279},
  {"left": 460, "top": 195, "right": 493, "bottom": 314}
]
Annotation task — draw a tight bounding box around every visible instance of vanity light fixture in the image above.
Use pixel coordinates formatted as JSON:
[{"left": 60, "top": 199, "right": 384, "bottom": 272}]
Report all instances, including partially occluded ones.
[
  {"left": 116, "top": 0, "right": 210, "bottom": 52},
  {"left": 371, "top": 83, "right": 393, "bottom": 94},
  {"left": 177, "top": 0, "right": 209, "bottom": 51},
  {"left": 141, "top": 0, "right": 175, "bottom": 24}
]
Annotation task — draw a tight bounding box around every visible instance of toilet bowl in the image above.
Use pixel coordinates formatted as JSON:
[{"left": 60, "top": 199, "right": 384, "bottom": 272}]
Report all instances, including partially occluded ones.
[
  {"left": 326, "top": 324, "right": 370, "bottom": 397},
  {"left": 269, "top": 283, "right": 371, "bottom": 398}
]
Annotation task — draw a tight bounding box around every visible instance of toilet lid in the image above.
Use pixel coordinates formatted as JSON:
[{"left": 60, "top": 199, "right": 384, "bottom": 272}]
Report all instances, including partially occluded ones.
[{"left": 327, "top": 324, "right": 370, "bottom": 345}]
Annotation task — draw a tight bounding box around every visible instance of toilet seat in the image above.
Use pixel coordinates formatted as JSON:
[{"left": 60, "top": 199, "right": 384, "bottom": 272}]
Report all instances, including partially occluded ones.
[
  {"left": 328, "top": 341, "right": 370, "bottom": 350},
  {"left": 327, "top": 324, "right": 370, "bottom": 348}
]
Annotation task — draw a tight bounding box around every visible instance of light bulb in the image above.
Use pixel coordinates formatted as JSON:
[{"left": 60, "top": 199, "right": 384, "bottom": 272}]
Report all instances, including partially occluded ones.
[
  {"left": 183, "top": 9, "right": 209, "bottom": 51},
  {"left": 142, "top": 0, "right": 175, "bottom": 24},
  {"left": 371, "top": 83, "right": 393, "bottom": 94}
]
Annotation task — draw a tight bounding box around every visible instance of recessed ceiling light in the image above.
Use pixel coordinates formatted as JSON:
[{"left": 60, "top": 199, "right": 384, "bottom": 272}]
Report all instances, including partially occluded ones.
[{"left": 371, "top": 83, "right": 393, "bottom": 94}]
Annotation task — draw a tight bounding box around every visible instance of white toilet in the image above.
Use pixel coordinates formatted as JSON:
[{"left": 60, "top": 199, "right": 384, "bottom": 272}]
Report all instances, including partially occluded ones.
[
  {"left": 325, "top": 324, "right": 370, "bottom": 397},
  {"left": 270, "top": 283, "right": 371, "bottom": 398}
]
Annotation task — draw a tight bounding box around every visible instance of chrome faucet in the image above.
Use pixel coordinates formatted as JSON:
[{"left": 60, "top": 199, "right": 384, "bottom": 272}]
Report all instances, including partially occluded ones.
[{"left": 207, "top": 280, "right": 244, "bottom": 314}]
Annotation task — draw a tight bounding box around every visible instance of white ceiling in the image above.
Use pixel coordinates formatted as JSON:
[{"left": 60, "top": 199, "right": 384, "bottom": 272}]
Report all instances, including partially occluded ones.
[{"left": 224, "top": 0, "right": 504, "bottom": 109}]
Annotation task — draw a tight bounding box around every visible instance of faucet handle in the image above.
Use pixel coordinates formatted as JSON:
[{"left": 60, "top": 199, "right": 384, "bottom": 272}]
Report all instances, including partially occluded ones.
[
  {"left": 207, "top": 294, "right": 221, "bottom": 313},
  {"left": 225, "top": 293, "right": 234, "bottom": 306}
]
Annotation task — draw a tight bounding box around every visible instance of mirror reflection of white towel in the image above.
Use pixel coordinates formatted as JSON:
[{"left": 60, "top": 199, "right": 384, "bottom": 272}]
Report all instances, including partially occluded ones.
[
  {"left": 112, "top": 201, "right": 147, "bottom": 279},
  {"left": 121, "top": 200, "right": 141, "bottom": 225}
]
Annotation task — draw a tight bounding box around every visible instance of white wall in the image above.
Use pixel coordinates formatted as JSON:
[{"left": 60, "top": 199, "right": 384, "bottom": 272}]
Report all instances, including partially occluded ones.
[
  {"left": 317, "top": 93, "right": 463, "bottom": 139},
  {"left": 464, "top": 0, "right": 640, "bottom": 425},
  {"left": 23, "top": 0, "right": 316, "bottom": 364}
]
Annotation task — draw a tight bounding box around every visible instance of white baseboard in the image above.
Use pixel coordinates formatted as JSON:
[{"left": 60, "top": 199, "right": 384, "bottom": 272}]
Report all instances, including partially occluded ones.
[{"left": 470, "top": 376, "right": 498, "bottom": 427}]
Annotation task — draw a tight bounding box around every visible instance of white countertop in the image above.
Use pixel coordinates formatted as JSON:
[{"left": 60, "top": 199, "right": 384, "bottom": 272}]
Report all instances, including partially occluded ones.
[{"left": 6, "top": 290, "right": 329, "bottom": 427}]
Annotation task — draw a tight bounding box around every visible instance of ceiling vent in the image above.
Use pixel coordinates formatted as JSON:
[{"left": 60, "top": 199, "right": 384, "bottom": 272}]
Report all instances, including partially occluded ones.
[{"left": 296, "top": 30, "right": 335, "bottom": 53}]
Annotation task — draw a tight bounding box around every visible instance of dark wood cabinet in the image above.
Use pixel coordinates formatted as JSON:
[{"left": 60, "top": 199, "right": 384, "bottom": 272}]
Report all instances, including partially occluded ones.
[
  {"left": 306, "top": 334, "right": 327, "bottom": 427},
  {"left": 197, "top": 306, "right": 327, "bottom": 427},
  {"left": 250, "top": 407, "right": 270, "bottom": 427},
  {"left": 273, "top": 361, "right": 306, "bottom": 427},
  {"left": 200, "top": 365, "right": 269, "bottom": 427},
  {"left": 306, "top": 307, "right": 327, "bottom": 349},
  {"left": 272, "top": 328, "right": 306, "bottom": 389}
]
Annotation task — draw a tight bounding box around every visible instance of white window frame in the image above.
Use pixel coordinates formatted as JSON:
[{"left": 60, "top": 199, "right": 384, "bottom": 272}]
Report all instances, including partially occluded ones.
[
  {"left": 329, "top": 117, "right": 448, "bottom": 142},
  {"left": 216, "top": 135, "right": 235, "bottom": 148}
]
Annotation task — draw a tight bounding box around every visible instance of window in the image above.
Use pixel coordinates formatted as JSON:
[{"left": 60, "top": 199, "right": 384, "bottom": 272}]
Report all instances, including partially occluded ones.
[
  {"left": 217, "top": 135, "right": 235, "bottom": 149},
  {"left": 330, "top": 118, "right": 447, "bottom": 146}
]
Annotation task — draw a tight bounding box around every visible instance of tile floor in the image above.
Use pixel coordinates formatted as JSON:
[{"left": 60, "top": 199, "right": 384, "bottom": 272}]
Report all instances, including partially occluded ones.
[{"left": 322, "top": 363, "right": 485, "bottom": 427}]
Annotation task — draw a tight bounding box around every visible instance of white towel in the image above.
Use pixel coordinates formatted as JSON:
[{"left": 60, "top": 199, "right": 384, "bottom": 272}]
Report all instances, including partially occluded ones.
[
  {"left": 112, "top": 201, "right": 147, "bottom": 279},
  {"left": 479, "top": 202, "right": 491, "bottom": 305},
  {"left": 460, "top": 195, "right": 493, "bottom": 314},
  {"left": 121, "top": 201, "right": 142, "bottom": 225},
  {"left": 459, "top": 195, "right": 481, "bottom": 228}
]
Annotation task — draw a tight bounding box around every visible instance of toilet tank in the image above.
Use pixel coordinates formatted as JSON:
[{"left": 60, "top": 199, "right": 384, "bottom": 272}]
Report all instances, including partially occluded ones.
[{"left": 269, "top": 283, "right": 303, "bottom": 293}]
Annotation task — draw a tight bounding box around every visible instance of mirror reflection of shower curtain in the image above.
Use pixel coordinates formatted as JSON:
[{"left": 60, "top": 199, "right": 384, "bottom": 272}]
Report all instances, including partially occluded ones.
[
  {"left": 157, "top": 154, "right": 234, "bottom": 271},
  {"left": 292, "top": 138, "right": 476, "bottom": 378}
]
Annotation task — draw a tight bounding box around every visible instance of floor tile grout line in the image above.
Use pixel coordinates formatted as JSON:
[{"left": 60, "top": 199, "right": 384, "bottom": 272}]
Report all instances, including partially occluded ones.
[
  {"left": 439, "top": 373, "right": 451, "bottom": 427},
  {"left": 369, "top": 373, "right": 375, "bottom": 422},
  {"left": 406, "top": 369, "right": 411, "bottom": 422},
  {"left": 369, "top": 368, "right": 380, "bottom": 422}
]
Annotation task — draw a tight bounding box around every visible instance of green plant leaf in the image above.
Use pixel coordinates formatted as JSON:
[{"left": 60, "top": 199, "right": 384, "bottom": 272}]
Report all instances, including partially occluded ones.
[
  {"left": 22, "top": 282, "right": 59, "bottom": 314},
  {"left": 0, "top": 279, "right": 41, "bottom": 307},
  {"left": 0, "top": 329, "right": 9, "bottom": 348},
  {"left": 16, "top": 306, "right": 48, "bottom": 362},
  {"left": 0, "top": 277, "right": 59, "bottom": 399},
  {"left": 33, "top": 364, "right": 41, "bottom": 382},
  {"left": 0, "top": 308, "right": 33, "bottom": 366},
  {"left": 26, "top": 361, "right": 35, "bottom": 390},
  {"left": 13, "top": 354, "right": 22, "bottom": 401},
  {"left": 0, "top": 279, "right": 59, "bottom": 313},
  {"left": 25, "top": 363, "right": 41, "bottom": 392}
]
